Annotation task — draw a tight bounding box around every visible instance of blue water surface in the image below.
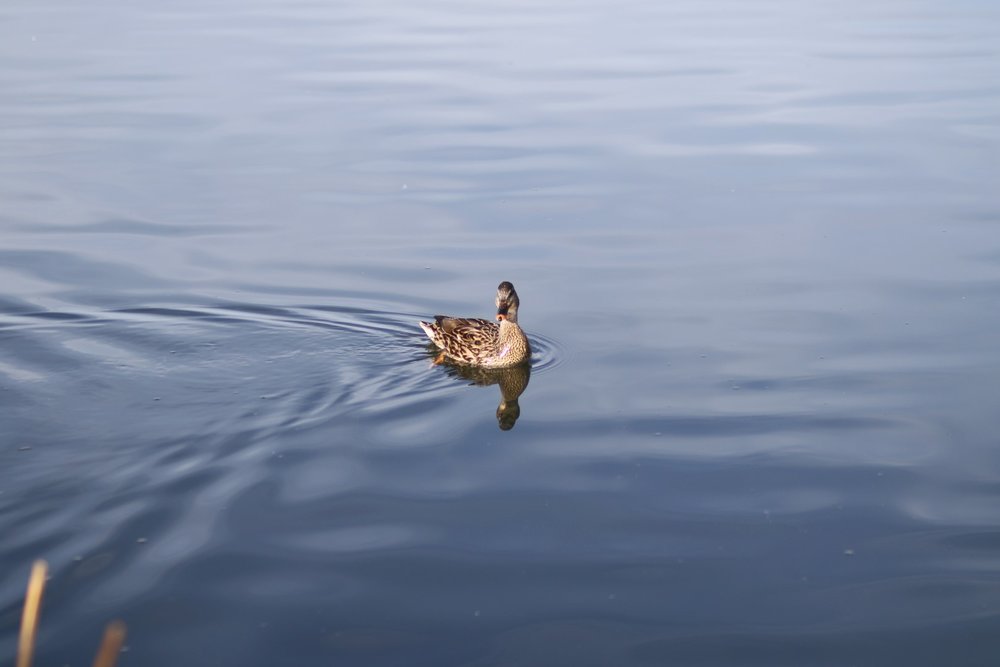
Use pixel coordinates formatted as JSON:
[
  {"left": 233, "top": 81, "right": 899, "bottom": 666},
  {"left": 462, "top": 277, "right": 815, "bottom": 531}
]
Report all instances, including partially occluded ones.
[{"left": 2, "top": 0, "right": 1000, "bottom": 665}]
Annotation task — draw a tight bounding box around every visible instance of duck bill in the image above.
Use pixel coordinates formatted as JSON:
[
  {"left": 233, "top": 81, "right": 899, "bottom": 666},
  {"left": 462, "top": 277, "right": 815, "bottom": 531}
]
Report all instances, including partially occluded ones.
[{"left": 496, "top": 303, "right": 509, "bottom": 321}]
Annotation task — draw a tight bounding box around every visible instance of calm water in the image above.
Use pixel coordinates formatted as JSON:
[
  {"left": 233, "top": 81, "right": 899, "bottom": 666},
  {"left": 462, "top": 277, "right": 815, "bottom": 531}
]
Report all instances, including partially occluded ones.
[{"left": 2, "top": 0, "right": 1000, "bottom": 665}]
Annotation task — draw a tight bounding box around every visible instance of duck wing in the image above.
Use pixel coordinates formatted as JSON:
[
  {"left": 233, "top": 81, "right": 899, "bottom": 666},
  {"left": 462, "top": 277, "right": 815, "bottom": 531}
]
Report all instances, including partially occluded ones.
[
  {"left": 420, "top": 316, "right": 500, "bottom": 363},
  {"left": 432, "top": 316, "right": 500, "bottom": 345},
  {"left": 434, "top": 316, "right": 495, "bottom": 334}
]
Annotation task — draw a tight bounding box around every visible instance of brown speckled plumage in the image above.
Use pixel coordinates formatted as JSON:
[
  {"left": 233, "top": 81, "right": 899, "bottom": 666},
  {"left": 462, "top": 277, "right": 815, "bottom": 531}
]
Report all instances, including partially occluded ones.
[{"left": 419, "top": 281, "right": 531, "bottom": 368}]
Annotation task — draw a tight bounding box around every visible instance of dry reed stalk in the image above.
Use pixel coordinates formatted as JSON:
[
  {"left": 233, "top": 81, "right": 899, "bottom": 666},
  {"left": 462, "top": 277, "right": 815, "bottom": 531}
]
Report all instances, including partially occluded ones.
[
  {"left": 14, "top": 559, "right": 129, "bottom": 667},
  {"left": 16, "top": 559, "right": 48, "bottom": 667},
  {"left": 91, "top": 620, "right": 127, "bottom": 667}
]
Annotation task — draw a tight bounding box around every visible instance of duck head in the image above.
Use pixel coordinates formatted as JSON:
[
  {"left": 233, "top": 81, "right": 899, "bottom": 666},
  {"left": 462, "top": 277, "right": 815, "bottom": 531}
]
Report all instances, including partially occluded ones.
[{"left": 495, "top": 281, "right": 520, "bottom": 323}]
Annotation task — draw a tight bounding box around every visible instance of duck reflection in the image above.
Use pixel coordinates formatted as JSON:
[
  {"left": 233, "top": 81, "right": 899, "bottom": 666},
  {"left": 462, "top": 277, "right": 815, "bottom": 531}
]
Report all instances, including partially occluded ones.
[{"left": 429, "top": 351, "right": 531, "bottom": 430}]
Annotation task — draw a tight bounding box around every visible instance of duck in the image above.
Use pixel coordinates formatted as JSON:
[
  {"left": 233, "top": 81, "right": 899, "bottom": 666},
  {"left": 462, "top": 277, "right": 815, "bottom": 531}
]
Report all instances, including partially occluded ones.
[{"left": 419, "top": 281, "right": 531, "bottom": 368}]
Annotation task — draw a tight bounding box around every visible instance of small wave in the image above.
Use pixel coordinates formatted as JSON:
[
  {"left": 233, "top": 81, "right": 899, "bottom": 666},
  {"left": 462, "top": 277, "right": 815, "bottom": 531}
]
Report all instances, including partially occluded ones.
[
  {"left": 0, "top": 300, "right": 566, "bottom": 440},
  {"left": 527, "top": 332, "right": 566, "bottom": 375}
]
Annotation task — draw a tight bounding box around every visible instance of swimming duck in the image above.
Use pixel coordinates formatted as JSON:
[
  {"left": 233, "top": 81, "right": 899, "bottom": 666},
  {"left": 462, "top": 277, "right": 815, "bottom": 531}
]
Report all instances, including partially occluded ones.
[{"left": 419, "top": 281, "right": 531, "bottom": 368}]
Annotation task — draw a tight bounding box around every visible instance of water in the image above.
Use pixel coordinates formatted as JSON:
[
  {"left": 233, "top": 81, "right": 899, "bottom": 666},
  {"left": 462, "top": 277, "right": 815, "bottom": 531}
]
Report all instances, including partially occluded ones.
[{"left": 2, "top": 0, "right": 1000, "bottom": 664}]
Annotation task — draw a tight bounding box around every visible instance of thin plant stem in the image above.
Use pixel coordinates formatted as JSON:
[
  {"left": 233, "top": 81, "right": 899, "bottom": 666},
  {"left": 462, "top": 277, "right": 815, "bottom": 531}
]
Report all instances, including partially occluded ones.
[
  {"left": 16, "top": 560, "right": 48, "bottom": 667},
  {"left": 91, "top": 620, "right": 127, "bottom": 667}
]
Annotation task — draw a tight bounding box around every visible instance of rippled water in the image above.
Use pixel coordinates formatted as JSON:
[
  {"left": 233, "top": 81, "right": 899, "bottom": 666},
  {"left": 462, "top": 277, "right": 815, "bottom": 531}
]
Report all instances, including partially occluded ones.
[{"left": 2, "top": 0, "right": 1000, "bottom": 665}]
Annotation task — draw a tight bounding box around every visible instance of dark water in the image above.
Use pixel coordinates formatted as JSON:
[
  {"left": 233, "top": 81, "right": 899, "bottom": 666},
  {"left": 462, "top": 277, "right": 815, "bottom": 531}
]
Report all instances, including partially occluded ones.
[{"left": 2, "top": 0, "right": 1000, "bottom": 664}]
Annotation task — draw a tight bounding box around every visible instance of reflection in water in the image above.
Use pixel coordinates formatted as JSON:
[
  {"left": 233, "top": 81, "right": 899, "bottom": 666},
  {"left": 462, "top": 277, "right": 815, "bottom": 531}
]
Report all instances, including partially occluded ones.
[{"left": 429, "top": 348, "right": 531, "bottom": 430}]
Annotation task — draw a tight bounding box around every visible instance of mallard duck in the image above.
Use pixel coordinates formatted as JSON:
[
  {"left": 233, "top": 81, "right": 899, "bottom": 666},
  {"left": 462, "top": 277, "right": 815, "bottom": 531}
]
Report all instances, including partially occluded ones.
[{"left": 419, "top": 281, "right": 531, "bottom": 368}]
